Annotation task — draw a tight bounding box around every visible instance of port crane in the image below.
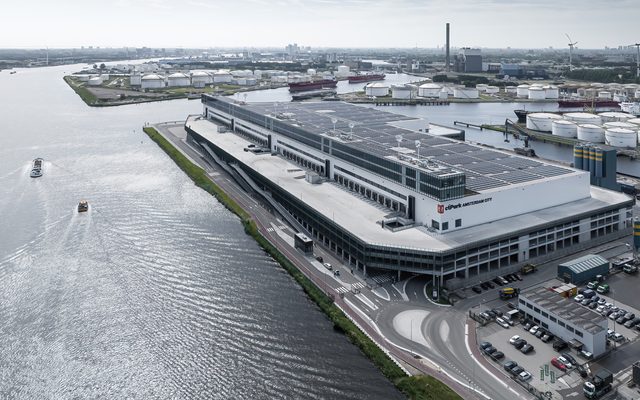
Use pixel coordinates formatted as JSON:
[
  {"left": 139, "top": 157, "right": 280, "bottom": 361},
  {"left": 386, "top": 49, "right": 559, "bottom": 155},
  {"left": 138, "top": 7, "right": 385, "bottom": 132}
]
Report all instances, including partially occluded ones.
[{"left": 565, "top": 34, "right": 578, "bottom": 71}]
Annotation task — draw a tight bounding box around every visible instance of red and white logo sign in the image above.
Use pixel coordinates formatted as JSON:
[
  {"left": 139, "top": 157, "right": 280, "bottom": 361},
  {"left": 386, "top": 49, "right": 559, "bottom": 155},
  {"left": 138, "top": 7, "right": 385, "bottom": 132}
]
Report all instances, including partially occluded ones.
[{"left": 437, "top": 204, "right": 444, "bottom": 214}]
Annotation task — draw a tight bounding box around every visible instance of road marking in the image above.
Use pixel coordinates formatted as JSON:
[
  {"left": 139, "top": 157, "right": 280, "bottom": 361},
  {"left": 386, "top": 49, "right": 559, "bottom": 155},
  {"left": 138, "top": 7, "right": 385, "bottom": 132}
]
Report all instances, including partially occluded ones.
[{"left": 336, "top": 287, "right": 349, "bottom": 294}]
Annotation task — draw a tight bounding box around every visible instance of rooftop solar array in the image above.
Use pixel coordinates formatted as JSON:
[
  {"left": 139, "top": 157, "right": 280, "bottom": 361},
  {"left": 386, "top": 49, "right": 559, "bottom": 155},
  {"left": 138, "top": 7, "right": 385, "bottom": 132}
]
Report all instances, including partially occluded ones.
[{"left": 238, "top": 100, "right": 576, "bottom": 192}]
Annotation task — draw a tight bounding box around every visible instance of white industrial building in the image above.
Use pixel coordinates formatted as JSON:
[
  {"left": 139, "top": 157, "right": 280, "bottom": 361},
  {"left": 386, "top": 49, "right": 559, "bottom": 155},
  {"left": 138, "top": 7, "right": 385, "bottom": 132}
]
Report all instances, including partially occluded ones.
[
  {"left": 519, "top": 286, "right": 607, "bottom": 357},
  {"left": 391, "top": 85, "right": 413, "bottom": 99},
  {"left": 167, "top": 72, "right": 191, "bottom": 87},
  {"left": 453, "top": 87, "right": 479, "bottom": 99},
  {"left": 366, "top": 82, "right": 390, "bottom": 97},
  {"left": 141, "top": 74, "right": 165, "bottom": 89},
  {"left": 189, "top": 96, "right": 633, "bottom": 288}
]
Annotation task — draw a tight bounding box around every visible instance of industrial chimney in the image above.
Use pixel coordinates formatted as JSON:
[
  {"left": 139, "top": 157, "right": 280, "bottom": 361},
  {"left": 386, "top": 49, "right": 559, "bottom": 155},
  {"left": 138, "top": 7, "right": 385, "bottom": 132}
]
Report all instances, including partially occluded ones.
[{"left": 445, "top": 23, "right": 450, "bottom": 72}]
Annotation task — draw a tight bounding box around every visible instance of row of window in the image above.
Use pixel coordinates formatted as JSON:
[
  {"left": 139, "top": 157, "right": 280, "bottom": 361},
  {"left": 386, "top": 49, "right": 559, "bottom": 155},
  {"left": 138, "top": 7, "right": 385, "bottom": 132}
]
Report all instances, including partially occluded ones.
[
  {"left": 431, "top": 219, "right": 462, "bottom": 231},
  {"left": 334, "top": 173, "right": 407, "bottom": 215},
  {"left": 335, "top": 166, "right": 406, "bottom": 200}
]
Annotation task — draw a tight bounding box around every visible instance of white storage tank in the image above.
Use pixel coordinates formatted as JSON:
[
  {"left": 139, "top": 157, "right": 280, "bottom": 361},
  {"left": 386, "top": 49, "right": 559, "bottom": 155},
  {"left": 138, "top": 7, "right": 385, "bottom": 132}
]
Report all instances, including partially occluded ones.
[
  {"left": 605, "top": 127, "right": 637, "bottom": 147},
  {"left": 526, "top": 113, "right": 562, "bottom": 132},
  {"left": 99, "top": 74, "right": 109, "bottom": 81},
  {"left": 453, "top": 87, "right": 479, "bottom": 99},
  {"left": 141, "top": 74, "right": 165, "bottom": 89},
  {"left": 563, "top": 112, "right": 602, "bottom": 125},
  {"left": 505, "top": 86, "right": 517, "bottom": 94},
  {"left": 528, "top": 87, "right": 546, "bottom": 100},
  {"left": 418, "top": 83, "right": 441, "bottom": 97},
  {"left": 598, "top": 91, "right": 612, "bottom": 99},
  {"left": 130, "top": 73, "right": 142, "bottom": 86},
  {"left": 87, "top": 76, "right": 103, "bottom": 86},
  {"left": 366, "top": 82, "right": 390, "bottom": 97},
  {"left": 336, "top": 65, "right": 350, "bottom": 77},
  {"left": 603, "top": 121, "right": 639, "bottom": 130},
  {"left": 598, "top": 112, "right": 635, "bottom": 123},
  {"left": 516, "top": 84, "right": 529, "bottom": 98},
  {"left": 191, "top": 71, "right": 212, "bottom": 88},
  {"left": 213, "top": 71, "right": 232, "bottom": 83},
  {"left": 167, "top": 72, "right": 190, "bottom": 87},
  {"left": 306, "top": 68, "right": 316, "bottom": 76},
  {"left": 475, "top": 84, "right": 488, "bottom": 92},
  {"left": 485, "top": 86, "right": 499, "bottom": 94},
  {"left": 577, "top": 124, "right": 605, "bottom": 143},
  {"left": 552, "top": 120, "right": 577, "bottom": 137},
  {"left": 628, "top": 118, "right": 640, "bottom": 127},
  {"left": 544, "top": 86, "right": 559, "bottom": 99},
  {"left": 439, "top": 88, "right": 449, "bottom": 99},
  {"left": 392, "top": 85, "right": 413, "bottom": 99}
]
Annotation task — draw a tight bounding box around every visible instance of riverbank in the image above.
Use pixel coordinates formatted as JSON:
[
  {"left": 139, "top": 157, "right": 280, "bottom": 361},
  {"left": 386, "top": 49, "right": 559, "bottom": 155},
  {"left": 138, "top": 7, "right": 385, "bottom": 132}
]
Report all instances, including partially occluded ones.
[{"left": 142, "top": 126, "right": 462, "bottom": 400}]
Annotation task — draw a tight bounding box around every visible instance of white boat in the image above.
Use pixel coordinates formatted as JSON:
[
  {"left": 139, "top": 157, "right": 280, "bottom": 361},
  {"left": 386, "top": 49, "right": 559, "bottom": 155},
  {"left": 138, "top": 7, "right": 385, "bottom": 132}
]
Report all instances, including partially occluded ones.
[
  {"left": 30, "top": 158, "right": 43, "bottom": 178},
  {"left": 620, "top": 102, "right": 640, "bottom": 116}
]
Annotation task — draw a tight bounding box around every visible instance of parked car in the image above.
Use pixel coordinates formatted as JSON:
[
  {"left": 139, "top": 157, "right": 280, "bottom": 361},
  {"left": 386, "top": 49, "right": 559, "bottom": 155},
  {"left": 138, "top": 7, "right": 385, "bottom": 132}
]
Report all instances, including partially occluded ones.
[
  {"left": 493, "top": 277, "right": 504, "bottom": 286},
  {"left": 541, "top": 333, "right": 554, "bottom": 343},
  {"left": 609, "top": 312, "right": 619, "bottom": 320},
  {"left": 496, "top": 317, "right": 509, "bottom": 328},
  {"left": 480, "top": 282, "right": 490, "bottom": 290},
  {"left": 480, "top": 341, "right": 492, "bottom": 350},
  {"left": 520, "top": 344, "right": 534, "bottom": 354},
  {"left": 623, "top": 264, "right": 638, "bottom": 274},
  {"left": 483, "top": 346, "right": 497, "bottom": 355},
  {"left": 579, "top": 350, "right": 593, "bottom": 359},
  {"left": 509, "top": 335, "right": 521, "bottom": 345},
  {"left": 596, "top": 284, "right": 610, "bottom": 294},
  {"left": 616, "top": 315, "right": 626, "bottom": 324},
  {"left": 612, "top": 333, "right": 625, "bottom": 342},
  {"left": 486, "top": 310, "right": 497, "bottom": 319},
  {"left": 576, "top": 364, "right": 588, "bottom": 378},
  {"left": 557, "top": 356, "right": 573, "bottom": 369},
  {"left": 535, "top": 329, "right": 545, "bottom": 339},
  {"left": 553, "top": 339, "right": 568, "bottom": 351},
  {"left": 587, "top": 281, "right": 598, "bottom": 289},
  {"left": 518, "top": 371, "right": 532, "bottom": 382},
  {"left": 472, "top": 286, "right": 482, "bottom": 294},
  {"left": 589, "top": 302, "right": 598, "bottom": 310},
  {"left": 492, "top": 351, "right": 504, "bottom": 360},
  {"left": 514, "top": 339, "right": 527, "bottom": 350},
  {"left": 561, "top": 353, "right": 577, "bottom": 366},
  {"left": 498, "top": 276, "right": 509, "bottom": 285},
  {"left": 510, "top": 366, "right": 525, "bottom": 376},
  {"left": 596, "top": 305, "right": 606, "bottom": 313},
  {"left": 323, "top": 263, "right": 333, "bottom": 270},
  {"left": 507, "top": 302, "right": 517, "bottom": 310},
  {"left": 514, "top": 274, "right": 523, "bottom": 281},
  {"left": 529, "top": 325, "right": 539, "bottom": 334},
  {"left": 597, "top": 298, "right": 606, "bottom": 306},
  {"left": 581, "top": 298, "right": 592, "bottom": 306},
  {"left": 479, "top": 312, "right": 491, "bottom": 321},
  {"left": 583, "top": 289, "right": 596, "bottom": 299},
  {"left": 503, "top": 360, "right": 517, "bottom": 372},
  {"left": 523, "top": 321, "right": 533, "bottom": 331},
  {"left": 551, "top": 357, "right": 567, "bottom": 371},
  {"left": 607, "top": 329, "right": 615, "bottom": 339},
  {"left": 491, "top": 308, "right": 503, "bottom": 317},
  {"left": 574, "top": 294, "right": 585, "bottom": 302}
]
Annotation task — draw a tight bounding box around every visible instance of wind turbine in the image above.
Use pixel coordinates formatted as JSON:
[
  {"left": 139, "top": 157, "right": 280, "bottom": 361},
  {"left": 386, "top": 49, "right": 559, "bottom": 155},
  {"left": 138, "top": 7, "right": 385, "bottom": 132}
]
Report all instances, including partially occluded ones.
[
  {"left": 565, "top": 33, "right": 578, "bottom": 71},
  {"left": 630, "top": 43, "right": 640, "bottom": 78}
]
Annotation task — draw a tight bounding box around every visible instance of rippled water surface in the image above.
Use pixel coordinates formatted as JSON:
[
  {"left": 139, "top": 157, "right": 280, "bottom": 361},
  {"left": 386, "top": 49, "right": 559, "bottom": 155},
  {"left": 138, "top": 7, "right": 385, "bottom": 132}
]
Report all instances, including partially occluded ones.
[{"left": 0, "top": 64, "right": 402, "bottom": 399}]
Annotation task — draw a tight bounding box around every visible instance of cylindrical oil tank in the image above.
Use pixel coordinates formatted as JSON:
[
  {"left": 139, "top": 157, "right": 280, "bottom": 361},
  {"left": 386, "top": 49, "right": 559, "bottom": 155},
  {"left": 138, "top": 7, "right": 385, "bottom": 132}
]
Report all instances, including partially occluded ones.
[
  {"left": 603, "top": 121, "right": 638, "bottom": 130},
  {"left": 563, "top": 112, "right": 602, "bottom": 125},
  {"left": 577, "top": 124, "right": 605, "bottom": 143},
  {"left": 453, "top": 87, "right": 479, "bottom": 99},
  {"left": 526, "top": 113, "right": 562, "bottom": 132},
  {"left": 505, "top": 87, "right": 517, "bottom": 94},
  {"left": 544, "top": 86, "right": 559, "bottom": 99},
  {"left": 418, "top": 83, "right": 441, "bottom": 97},
  {"left": 439, "top": 88, "right": 449, "bottom": 99},
  {"left": 552, "top": 120, "right": 578, "bottom": 137},
  {"left": 485, "top": 86, "right": 499, "bottom": 94},
  {"left": 366, "top": 83, "right": 390, "bottom": 97},
  {"left": 598, "top": 91, "right": 612, "bottom": 99},
  {"left": 598, "top": 112, "right": 635, "bottom": 123},
  {"left": 573, "top": 145, "right": 584, "bottom": 170},
  {"left": 475, "top": 84, "right": 488, "bottom": 92},
  {"left": 516, "top": 84, "right": 529, "bottom": 98},
  {"left": 605, "top": 127, "right": 637, "bottom": 147},
  {"left": 391, "top": 85, "right": 413, "bottom": 99},
  {"left": 635, "top": 218, "right": 640, "bottom": 250},
  {"left": 528, "top": 87, "right": 546, "bottom": 100}
]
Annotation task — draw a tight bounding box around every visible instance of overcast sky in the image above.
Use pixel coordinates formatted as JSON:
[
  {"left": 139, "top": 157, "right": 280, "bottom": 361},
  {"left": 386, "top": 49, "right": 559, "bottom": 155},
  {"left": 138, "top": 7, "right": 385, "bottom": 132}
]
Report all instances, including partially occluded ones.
[{"left": 2, "top": 0, "right": 638, "bottom": 49}]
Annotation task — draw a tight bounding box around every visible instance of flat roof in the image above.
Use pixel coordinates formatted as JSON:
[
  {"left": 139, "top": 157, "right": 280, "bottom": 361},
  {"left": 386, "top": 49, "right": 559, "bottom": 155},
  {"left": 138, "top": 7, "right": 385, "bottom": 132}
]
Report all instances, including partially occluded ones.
[
  {"left": 559, "top": 254, "right": 609, "bottom": 274},
  {"left": 521, "top": 286, "right": 606, "bottom": 335},
  {"left": 209, "top": 96, "right": 576, "bottom": 193},
  {"left": 188, "top": 117, "right": 633, "bottom": 253}
]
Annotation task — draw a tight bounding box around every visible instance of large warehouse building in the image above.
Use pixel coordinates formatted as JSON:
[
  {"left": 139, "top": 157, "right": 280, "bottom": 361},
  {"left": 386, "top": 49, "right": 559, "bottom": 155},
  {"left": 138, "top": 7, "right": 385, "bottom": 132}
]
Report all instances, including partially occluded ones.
[{"left": 186, "top": 95, "right": 633, "bottom": 288}]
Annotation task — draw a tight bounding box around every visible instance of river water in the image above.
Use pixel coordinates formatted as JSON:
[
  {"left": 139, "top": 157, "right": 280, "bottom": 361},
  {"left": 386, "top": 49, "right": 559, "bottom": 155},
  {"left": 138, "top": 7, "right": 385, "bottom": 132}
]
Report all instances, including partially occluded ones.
[{"left": 0, "top": 65, "right": 403, "bottom": 399}]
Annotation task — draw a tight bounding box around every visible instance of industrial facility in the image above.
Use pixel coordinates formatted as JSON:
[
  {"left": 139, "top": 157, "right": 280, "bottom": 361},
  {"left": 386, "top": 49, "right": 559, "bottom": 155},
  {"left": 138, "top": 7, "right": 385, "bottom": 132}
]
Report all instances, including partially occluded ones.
[
  {"left": 557, "top": 254, "right": 610, "bottom": 284},
  {"left": 183, "top": 95, "right": 633, "bottom": 289}
]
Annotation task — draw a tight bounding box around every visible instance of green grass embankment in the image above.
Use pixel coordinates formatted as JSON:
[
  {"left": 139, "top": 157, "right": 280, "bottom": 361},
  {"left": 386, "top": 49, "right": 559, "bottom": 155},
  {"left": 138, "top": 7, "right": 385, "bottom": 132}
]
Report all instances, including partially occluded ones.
[
  {"left": 142, "top": 126, "right": 462, "bottom": 400},
  {"left": 64, "top": 76, "right": 98, "bottom": 105}
]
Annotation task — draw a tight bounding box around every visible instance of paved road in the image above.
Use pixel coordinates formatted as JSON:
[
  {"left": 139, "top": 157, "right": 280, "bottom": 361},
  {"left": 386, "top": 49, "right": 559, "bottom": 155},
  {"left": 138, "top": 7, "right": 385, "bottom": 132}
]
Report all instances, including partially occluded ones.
[{"left": 151, "top": 122, "right": 533, "bottom": 400}]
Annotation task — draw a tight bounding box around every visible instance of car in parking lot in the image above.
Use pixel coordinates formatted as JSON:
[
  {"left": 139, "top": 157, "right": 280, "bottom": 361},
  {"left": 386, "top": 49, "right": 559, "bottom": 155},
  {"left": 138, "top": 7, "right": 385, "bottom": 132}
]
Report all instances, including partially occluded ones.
[
  {"left": 496, "top": 317, "right": 510, "bottom": 328},
  {"left": 480, "top": 282, "right": 490, "bottom": 290},
  {"left": 616, "top": 315, "right": 626, "bottom": 324},
  {"left": 597, "top": 305, "right": 606, "bottom": 313},
  {"left": 509, "top": 335, "right": 520, "bottom": 345},
  {"left": 503, "top": 360, "right": 517, "bottom": 372},
  {"left": 486, "top": 310, "right": 497, "bottom": 319},
  {"left": 535, "top": 328, "right": 545, "bottom": 339},
  {"left": 493, "top": 277, "right": 504, "bottom": 286},
  {"left": 523, "top": 321, "right": 532, "bottom": 331},
  {"left": 579, "top": 350, "right": 593, "bottom": 359},
  {"left": 561, "top": 353, "right": 577, "bottom": 366},
  {"left": 553, "top": 339, "right": 568, "bottom": 351},
  {"left": 518, "top": 371, "right": 532, "bottom": 381},
  {"left": 480, "top": 341, "right": 492, "bottom": 350},
  {"left": 510, "top": 366, "right": 525, "bottom": 376},
  {"left": 574, "top": 294, "right": 585, "bottom": 302},
  {"left": 589, "top": 302, "right": 598, "bottom": 310},
  {"left": 581, "top": 298, "right": 592, "bottom": 306},
  {"left": 513, "top": 339, "right": 527, "bottom": 350},
  {"left": 323, "top": 263, "right": 333, "bottom": 270},
  {"left": 597, "top": 298, "right": 606, "bottom": 306},
  {"left": 607, "top": 329, "right": 615, "bottom": 339},
  {"left": 625, "top": 317, "right": 640, "bottom": 329},
  {"left": 520, "top": 344, "right": 534, "bottom": 354},
  {"left": 483, "top": 346, "right": 497, "bottom": 355},
  {"left": 479, "top": 312, "right": 491, "bottom": 321},
  {"left": 492, "top": 351, "right": 504, "bottom": 360},
  {"left": 486, "top": 281, "right": 495, "bottom": 289},
  {"left": 609, "top": 312, "right": 620, "bottom": 320},
  {"left": 612, "top": 333, "right": 625, "bottom": 342},
  {"left": 529, "top": 325, "right": 539, "bottom": 334},
  {"left": 587, "top": 281, "right": 598, "bottom": 289},
  {"left": 541, "top": 333, "right": 554, "bottom": 343},
  {"left": 472, "top": 286, "right": 482, "bottom": 294},
  {"left": 491, "top": 308, "right": 503, "bottom": 317},
  {"left": 551, "top": 357, "right": 567, "bottom": 371},
  {"left": 558, "top": 356, "right": 573, "bottom": 369}
]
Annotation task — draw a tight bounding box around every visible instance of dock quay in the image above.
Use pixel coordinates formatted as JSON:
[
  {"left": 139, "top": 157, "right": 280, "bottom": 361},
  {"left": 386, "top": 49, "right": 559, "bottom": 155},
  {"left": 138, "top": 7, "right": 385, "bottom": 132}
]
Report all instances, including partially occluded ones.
[{"left": 347, "top": 98, "right": 450, "bottom": 106}]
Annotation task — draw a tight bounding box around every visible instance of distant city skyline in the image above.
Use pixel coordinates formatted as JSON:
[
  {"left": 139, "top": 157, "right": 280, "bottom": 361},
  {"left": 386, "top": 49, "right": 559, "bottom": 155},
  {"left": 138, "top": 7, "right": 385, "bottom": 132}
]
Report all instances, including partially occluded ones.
[{"left": 2, "top": 0, "right": 638, "bottom": 49}]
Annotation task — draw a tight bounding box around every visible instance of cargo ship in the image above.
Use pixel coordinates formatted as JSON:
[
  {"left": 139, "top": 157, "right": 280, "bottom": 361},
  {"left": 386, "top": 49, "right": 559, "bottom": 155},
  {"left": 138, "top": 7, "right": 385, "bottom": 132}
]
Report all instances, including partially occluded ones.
[
  {"left": 347, "top": 73, "right": 386, "bottom": 83},
  {"left": 557, "top": 99, "right": 620, "bottom": 108},
  {"left": 288, "top": 79, "right": 337, "bottom": 93}
]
